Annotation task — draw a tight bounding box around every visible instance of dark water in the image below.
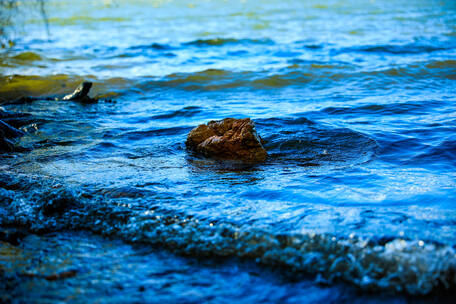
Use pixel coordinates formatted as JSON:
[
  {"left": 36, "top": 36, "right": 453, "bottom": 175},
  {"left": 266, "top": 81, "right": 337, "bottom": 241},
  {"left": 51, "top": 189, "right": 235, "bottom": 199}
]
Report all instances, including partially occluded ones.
[{"left": 1, "top": 0, "right": 456, "bottom": 302}]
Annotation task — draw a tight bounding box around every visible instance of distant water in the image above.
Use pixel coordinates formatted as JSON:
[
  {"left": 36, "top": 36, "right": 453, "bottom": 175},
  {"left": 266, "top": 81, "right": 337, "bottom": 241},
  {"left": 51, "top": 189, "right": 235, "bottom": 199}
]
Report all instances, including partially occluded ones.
[{"left": 1, "top": 0, "right": 456, "bottom": 302}]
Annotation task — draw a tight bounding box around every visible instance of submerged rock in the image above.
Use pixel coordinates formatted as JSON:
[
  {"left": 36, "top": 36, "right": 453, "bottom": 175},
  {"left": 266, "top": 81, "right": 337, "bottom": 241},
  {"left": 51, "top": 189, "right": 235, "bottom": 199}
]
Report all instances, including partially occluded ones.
[{"left": 186, "top": 118, "right": 267, "bottom": 162}]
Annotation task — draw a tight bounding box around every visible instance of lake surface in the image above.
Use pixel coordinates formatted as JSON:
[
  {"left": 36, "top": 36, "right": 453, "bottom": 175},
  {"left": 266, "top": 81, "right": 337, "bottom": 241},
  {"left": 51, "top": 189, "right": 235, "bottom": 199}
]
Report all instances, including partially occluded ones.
[{"left": 0, "top": 0, "right": 455, "bottom": 302}]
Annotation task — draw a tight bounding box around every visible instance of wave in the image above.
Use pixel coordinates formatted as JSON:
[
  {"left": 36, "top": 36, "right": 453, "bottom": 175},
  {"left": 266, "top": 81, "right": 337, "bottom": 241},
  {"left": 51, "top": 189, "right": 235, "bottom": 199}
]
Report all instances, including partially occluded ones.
[
  {"left": 125, "top": 38, "right": 273, "bottom": 53},
  {"left": 424, "top": 59, "right": 456, "bottom": 69},
  {"left": 410, "top": 139, "right": 456, "bottom": 167},
  {"left": 127, "top": 38, "right": 273, "bottom": 52},
  {"left": 139, "top": 68, "right": 314, "bottom": 91},
  {"left": 320, "top": 101, "right": 434, "bottom": 116},
  {"left": 138, "top": 61, "right": 455, "bottom": 91},
  {"left": 128, "top": 43, "right": 173, "bottom": 50},
  {"left": 333, "top": 43, "right": 453, "bottom": 55},
  {"left": 0, "top": 172, "right": 455, "bottom": 295},
  {"left": 150, "top": 106, "right": 203, "bottom": 120},
  {"left": 10, "top": 52, "right": 43, "bottom": 62},
  {"left": 1, "top": 58, "right": 453, "bottom": 101},
  {"left": 120, "top": 126, "right": 190, "bottom": 140},
  {"left": 184, "top": 38, "right": 273, "bottom": 47}
]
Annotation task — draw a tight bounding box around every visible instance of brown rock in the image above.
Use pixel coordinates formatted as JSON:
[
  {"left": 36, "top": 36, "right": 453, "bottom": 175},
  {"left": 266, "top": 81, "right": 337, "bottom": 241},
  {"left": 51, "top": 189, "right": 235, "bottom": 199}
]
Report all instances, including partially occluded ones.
[{"left": 186, "top": 118, "right": 267, "bottom": 162}]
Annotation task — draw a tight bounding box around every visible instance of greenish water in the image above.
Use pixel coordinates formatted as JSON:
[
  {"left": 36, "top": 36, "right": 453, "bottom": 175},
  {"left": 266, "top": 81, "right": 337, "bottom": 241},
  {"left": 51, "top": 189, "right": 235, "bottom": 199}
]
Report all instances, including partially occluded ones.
[{"left": 0, "top": 0, "right": 456, "bottom": 302}]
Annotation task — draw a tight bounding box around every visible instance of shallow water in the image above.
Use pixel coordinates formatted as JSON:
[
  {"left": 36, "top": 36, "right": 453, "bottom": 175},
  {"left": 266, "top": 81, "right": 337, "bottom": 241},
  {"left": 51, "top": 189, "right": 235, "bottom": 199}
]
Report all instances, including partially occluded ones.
[
  {"left": 1, "top": 0, "right": 456, "bottom": 302},
  {"left": 1, "top": 231, "right": 448, "bottom": 304}
]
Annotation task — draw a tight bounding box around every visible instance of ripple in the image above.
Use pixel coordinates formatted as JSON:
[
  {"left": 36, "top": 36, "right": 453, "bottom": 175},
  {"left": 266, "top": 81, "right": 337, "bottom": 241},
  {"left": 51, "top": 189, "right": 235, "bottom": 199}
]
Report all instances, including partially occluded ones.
[
  {"left": 11, "top": 52, "right": 43, "bottom": 62},
  {"left": 257, "top": 117, "right": 378, "bottom": 167},
  {"left": 151, "top": 106, "right": 203, "bottom": 120},
  {"left": 128, "top": 42, "right": 174, "bottom": 50},
  {"left": 184, "top": 38, "right": 273, "bottom": 47},
  {"left": 121, "top": 126, "right": 189, "bottom": 140},
  {"left": 334, "top": 43, "right": 453, "bottom": 55}
]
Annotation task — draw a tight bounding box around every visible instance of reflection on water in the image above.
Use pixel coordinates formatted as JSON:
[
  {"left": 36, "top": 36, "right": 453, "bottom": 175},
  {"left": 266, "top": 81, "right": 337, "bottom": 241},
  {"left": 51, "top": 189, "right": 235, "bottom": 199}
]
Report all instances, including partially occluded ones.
[{"left": 1, "top": 0, "right": 456, "bottom": 301}]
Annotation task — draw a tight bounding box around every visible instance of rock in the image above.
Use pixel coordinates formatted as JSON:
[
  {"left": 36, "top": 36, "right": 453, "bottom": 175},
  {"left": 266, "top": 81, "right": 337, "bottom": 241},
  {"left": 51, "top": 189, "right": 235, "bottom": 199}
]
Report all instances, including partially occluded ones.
[
  {"left": 6, "top": 81, "right": 98, "bottom": 104},
  {"left": 186, "top": 118, "right": 267, "bottom": 162},
  {"left": 62, "top": 81, "right": 96, "bottom": 103}
]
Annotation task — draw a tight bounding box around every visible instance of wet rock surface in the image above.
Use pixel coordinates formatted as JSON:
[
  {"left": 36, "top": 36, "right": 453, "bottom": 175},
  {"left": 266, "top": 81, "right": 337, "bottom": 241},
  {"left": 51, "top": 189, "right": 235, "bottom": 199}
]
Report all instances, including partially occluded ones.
[{"left": 186, "top": 118, "right": 268, "bottom": 162}]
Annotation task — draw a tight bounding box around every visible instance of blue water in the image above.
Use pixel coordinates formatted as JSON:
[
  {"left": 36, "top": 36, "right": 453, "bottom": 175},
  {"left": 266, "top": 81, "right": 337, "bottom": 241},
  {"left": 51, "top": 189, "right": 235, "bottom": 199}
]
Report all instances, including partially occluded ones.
[{"left": 0, "top": 0, "right": 456, "bottom": 302}]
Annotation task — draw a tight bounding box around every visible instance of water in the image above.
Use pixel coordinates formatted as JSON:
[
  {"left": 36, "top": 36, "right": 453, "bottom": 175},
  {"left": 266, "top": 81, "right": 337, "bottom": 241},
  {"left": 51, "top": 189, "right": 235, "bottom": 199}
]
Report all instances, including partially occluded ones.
[{"left": 1, "top": 0, "right": 456, "bottom": 302}]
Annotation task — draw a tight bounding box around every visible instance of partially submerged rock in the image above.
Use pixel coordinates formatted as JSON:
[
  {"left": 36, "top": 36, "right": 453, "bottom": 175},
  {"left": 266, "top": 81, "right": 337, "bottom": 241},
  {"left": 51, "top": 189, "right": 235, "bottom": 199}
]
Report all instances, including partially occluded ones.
[
  {"left": 62, "top": 81, "right": 96, "bottom": 103},
  {"left": 7, "top": 81, "right": 98, "bottom": 104},
  {"left": 186, "top": 118, "right": 267, "bottom": 162}
]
